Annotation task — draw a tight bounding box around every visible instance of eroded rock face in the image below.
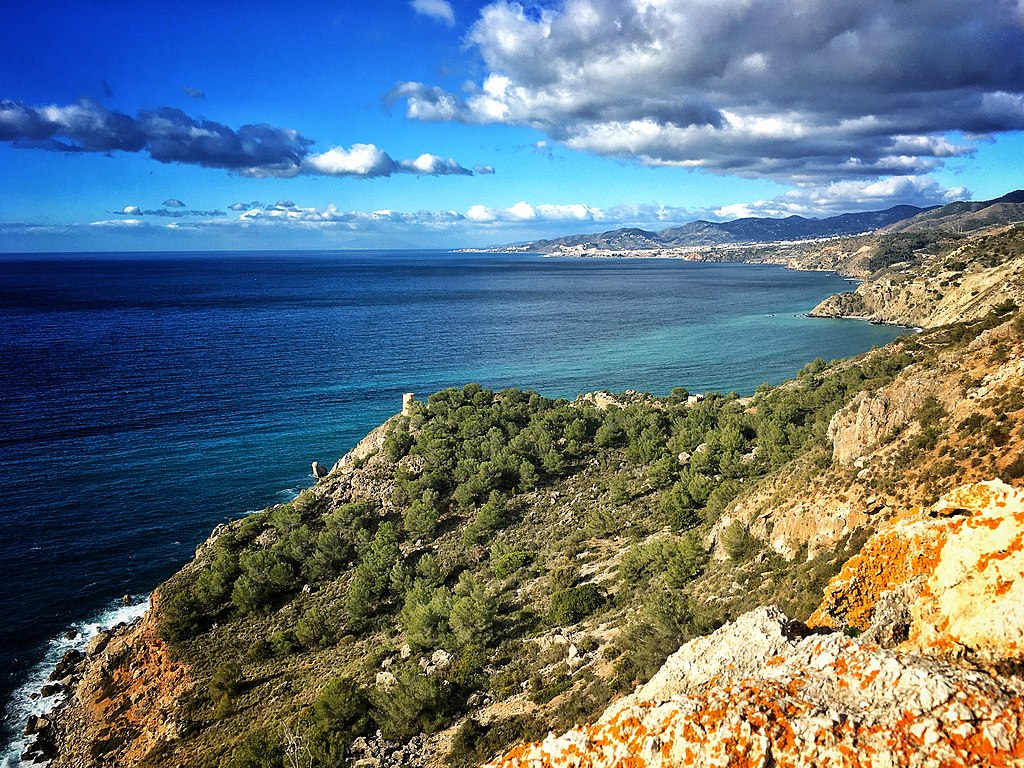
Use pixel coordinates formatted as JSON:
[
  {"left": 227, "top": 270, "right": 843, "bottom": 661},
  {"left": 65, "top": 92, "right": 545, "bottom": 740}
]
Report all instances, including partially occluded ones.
[
  {"left": 486, "top": 481, "right": 1024, "bottom": 768},
  {"left": 49, "top": 596, "right": 190, "bottom": 767},
  {"left": 827, "top": 370, "right": 950, "bottom": 466}
]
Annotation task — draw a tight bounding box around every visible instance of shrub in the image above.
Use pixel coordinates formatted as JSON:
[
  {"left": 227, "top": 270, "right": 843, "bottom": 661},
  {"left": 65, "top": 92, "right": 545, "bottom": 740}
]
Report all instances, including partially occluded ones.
[
  {"left": 448, "top": 715, "right": 548, "bottom": 768},
  {"left": 296, "top": 606, "right": 337, "bottom": 649},
  {"left": 312, "top": 677, "right": 372, "bottom": 737},
  {"left": 549, "top": 584, "right": 605, "bottom": 626},
  {"left": 492, "top": 550, "right": 533, "bottom": 579},
  {"left": 347, "top": 522, "right": 403, "bottom": 622},
  {"left": 665, "top": 532, "right": 709, "bottom": 587},
  {"left": 158, "top": 584, "right": 205, "bottom": 643},
  {"left": 620, "top": 538, "right": 679, "bottom": 585},
  {"left": 449, "top": 574, "right": 497, "bottom": 649},
  {"left": 400, "top": 583, "right": 453, "bottom": 652},
  {"left": 227, "top": 728, "right": 285, "bottom": 768},
  {"left": 720, "top": 521, "right": 759, "bottom": 561},
  {"left": 270, "top": 629, "right": 301, "bottom": 657},
  {"left": 371, "top": 667, "right": 454, "bottom": 741}
]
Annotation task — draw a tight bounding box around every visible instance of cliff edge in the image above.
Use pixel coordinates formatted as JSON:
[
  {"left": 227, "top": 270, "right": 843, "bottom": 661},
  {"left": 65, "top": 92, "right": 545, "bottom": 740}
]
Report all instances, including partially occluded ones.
[{"left": 809, "top": 225, "right": 1024, "bottom": 327}]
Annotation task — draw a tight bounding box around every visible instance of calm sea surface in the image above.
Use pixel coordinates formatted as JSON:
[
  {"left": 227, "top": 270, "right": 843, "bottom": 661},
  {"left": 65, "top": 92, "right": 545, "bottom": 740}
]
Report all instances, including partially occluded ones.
[{"left": 0, "top": 250, "right": 907, "bottom": 758}]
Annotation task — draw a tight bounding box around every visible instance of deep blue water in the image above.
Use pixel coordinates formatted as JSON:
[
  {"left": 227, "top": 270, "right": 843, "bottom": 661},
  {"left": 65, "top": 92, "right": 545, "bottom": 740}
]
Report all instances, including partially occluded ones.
[{"left": 0, "top": 250, "right": 905, "bottom": 759}]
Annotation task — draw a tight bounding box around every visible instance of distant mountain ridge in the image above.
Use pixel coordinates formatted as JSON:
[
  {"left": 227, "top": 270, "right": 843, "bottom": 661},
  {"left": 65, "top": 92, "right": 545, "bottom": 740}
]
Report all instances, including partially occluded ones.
[
  {"left": 516, "top": 190, "right": 1024, "bottom": 253},
  {"left": 882, "top": 190, "right": 1024, "bottom": 234},
  {"left": 526, "top": 205, "right": 930, "bottom": 252}
]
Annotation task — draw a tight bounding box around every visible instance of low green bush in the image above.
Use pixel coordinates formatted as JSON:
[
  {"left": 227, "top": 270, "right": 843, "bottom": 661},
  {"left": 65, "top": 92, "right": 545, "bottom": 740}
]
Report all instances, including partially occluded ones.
[{"left": 549, "top": 584, "right": 605, "bottom": 626}]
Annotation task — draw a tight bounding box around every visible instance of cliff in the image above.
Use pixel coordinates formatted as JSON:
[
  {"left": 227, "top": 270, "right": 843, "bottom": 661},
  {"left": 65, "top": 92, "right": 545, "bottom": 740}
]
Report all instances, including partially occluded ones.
[
  {"left": 809, "top": 225, "right": 1024, "bottom": 327},
  {"left": 40, "top": 596, "right": 190, "bottom": 767},
  {"left": 485, "top": 482, "right": 1024, "bottom": 768}
]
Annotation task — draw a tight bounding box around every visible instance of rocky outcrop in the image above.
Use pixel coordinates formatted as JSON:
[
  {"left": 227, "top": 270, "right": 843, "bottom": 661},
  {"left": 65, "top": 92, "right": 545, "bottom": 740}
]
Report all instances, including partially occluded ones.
[
  {"left": 330, "top": 416, "right": 396, "bottom": 473},
  {"left": 47, "top": 596, "right": 190, "bottom": 768},
  {"left": 486, "top": 606, "right": 1024, "bottom": 768},
  {"left": 809, "top": 248, "right": 1024, "bottom": 328},
  {"left": 811, "top": 480, "right": 1024, "bottom": 663},
  {"left": 486, "top": 481, "right": 1024, "bottom": 768},
  {"left": 826, "top": 365, "right": 953, "bottom": 466}
]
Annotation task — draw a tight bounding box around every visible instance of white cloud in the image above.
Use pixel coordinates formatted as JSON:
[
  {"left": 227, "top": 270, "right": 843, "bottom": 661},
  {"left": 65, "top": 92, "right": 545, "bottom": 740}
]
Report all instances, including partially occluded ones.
[
  {"left": 121, "top": 205, "right": 142, "bottom": 215},
  {"left": 710, "top": 176, "right": 969, "bottom": 219},
  {"left": 391, "top": 0, "right": 1024, "bottom": 181},
  {"left": 410, "top": 0, "right": 455, "bottom": 26},
  {"left": 89, "top": 218, "right": 145, "bottom": 227},
  {"left": 304, "top": 144, "right": 397, "bottom": 177},
  {"left": 301, "top": 144, "right": 474, "bottom": 177}
]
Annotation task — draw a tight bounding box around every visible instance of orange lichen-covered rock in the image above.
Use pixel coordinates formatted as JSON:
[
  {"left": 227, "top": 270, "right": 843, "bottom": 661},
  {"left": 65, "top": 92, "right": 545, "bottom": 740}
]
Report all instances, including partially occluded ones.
[
  {"left": 811, "top": 480, "right": 1024, "bottom": 662},
  {"left": 906, "top": 480, "right": 1024, "bottom": 660},
  {"left": 806, "top": 505, "right": 941, "bottom": 634},
  {"left": 484, "top": 607, "right": 1024, "bottom": 768},
  {"left": 49, "top": 595, "right": 191, "bottom": 767}
]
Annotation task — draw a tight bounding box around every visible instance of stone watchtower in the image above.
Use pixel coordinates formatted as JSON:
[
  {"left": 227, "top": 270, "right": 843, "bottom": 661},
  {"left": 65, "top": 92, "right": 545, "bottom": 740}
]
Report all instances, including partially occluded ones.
[{"left": 402, "top": 393, "right": 415, "bottom": 417}]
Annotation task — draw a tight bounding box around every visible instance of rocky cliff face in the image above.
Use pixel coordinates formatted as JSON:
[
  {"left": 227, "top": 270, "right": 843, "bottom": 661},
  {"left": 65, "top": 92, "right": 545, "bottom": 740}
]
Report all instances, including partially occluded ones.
[
  {"left": 44, "top": 596, "right": 190, "bottom": 767},
  {"left": 809, "top": 226, "right": 1024, "bottom": 328},
  {"left": 485, "top": 482, "right": 1024, "bottom": 768}
]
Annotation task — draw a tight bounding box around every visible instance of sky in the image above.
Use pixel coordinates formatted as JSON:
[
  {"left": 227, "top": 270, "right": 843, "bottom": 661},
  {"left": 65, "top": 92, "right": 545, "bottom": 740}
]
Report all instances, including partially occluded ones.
[{"left": 2, "top": 0, "right": 1023, "bottom": 252}]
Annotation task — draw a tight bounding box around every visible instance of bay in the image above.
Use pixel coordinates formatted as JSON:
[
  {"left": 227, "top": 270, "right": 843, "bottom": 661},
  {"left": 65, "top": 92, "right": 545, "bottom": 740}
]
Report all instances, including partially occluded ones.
[{"left": 0, "top": 250, "right": 905, "bottom": 754}]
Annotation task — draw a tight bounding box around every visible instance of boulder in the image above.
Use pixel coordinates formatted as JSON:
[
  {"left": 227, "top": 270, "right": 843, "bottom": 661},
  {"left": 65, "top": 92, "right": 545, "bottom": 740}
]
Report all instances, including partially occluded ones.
[
  {"left": 50, "top": 648, "right": 82, "bottom": 680},
  {"left": 87, "top": 630, "right": 111, "bottom": 656}
]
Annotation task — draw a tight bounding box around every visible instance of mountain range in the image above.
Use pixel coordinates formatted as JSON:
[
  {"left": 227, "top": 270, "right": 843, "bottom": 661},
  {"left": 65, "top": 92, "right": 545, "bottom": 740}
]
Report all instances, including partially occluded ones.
[{"left": 516, "top": 190, "right": 1024, "bottom": 253}]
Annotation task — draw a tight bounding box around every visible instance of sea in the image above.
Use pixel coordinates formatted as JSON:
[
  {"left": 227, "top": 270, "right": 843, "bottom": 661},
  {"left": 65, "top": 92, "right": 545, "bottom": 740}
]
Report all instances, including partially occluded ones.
[{"left": 0, "top": 250, "right": 908, "bottom": 763}]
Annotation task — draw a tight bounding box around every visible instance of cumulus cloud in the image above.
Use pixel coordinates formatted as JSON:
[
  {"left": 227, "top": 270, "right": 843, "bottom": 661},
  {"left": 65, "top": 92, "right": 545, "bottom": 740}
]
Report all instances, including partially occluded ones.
[
  {"left": 0, "top": 98, "right": 310, "bottom": 173},
  {"left": 0, "top": 98, "right": 483, "bottom": 179},
  {"left": 181, "top": 86, "right": 206, "bottom": 100},
  {"left": 464, "top": 201, "right": 602, "bottom": 223},
  {"left": 89, "top": 218, "right": 145, "bottom": 228},
  {"left": 410, "top": 0, "right": 455, "bottom": 26},
  {"left": 229, "top": 201, "right": 261, "bottom": 211},
  {"left": 163, "top": 198, "right": 186, "bottom": 207},
  {"left": 474, "top": 164, "right": 495, "bottom": 174},
  {"left": 302, "top": 144, "right": 474, "bottom": 177},
  {"left": 391, "top": 0, "right": 1024, "bottom": 181}
]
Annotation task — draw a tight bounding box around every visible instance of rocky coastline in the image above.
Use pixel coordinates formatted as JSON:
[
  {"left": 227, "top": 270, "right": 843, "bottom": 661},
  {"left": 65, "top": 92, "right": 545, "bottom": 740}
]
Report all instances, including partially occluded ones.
[{"left": 16, "top": 220, "right": 1024, "bottom": 768}]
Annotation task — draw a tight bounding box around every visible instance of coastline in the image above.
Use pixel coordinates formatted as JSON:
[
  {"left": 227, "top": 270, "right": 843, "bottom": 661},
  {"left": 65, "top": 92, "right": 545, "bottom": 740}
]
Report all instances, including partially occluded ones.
[
  {"left": 0, "top": 257, "right": 914, "bottom": 765},
  {"left": 1, "top": 600, "right": 149, "bottom": 767}
]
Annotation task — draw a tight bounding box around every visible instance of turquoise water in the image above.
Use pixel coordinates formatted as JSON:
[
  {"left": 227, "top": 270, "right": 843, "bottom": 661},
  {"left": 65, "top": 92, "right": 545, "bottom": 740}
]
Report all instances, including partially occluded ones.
[{"left": 0, "top": 250, "right": 905, "bottom": 759}]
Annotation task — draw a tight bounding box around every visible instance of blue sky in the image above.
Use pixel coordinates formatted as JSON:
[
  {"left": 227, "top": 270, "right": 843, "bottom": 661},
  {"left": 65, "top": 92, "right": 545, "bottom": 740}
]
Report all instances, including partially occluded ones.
[{"left": 2, "top": 0, "right": 1023, "bottom": 251}]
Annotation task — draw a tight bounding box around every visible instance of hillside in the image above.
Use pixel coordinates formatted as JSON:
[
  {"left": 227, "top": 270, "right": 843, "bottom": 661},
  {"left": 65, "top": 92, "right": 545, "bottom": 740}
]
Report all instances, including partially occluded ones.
[
  {"left": 23, "top": 227, "right": 1024, "bottom": 768},
  {"left": 809, "top": 224, "right": 1024, "bottom": 326},
  {"left": 883, "top": 190, "right": 1024, "bottom": 235}
]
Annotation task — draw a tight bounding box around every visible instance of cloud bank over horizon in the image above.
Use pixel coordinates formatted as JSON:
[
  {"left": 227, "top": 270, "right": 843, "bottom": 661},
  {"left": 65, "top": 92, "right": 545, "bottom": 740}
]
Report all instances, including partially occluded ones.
[
  {"left": 2, "top": 175, "right": 981, "bottom": 253},
  {"left": 393, "top": 0, "right": 1024, "bottom": 182},
  {"left": 0, "top": 98, "right": 480, "bottom": 179}
]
